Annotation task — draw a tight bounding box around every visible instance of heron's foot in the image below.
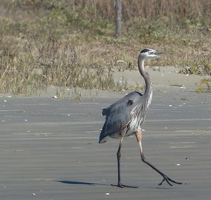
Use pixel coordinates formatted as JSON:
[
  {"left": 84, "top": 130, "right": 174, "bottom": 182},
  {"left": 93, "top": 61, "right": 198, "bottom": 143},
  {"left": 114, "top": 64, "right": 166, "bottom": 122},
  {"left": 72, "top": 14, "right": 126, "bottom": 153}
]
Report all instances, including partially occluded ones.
[
  {"left": 111, "top": 183, "right": 138, "bottom": 188},
  {"left": 158, "top": 174, "right": 182, "bottom": 186}
]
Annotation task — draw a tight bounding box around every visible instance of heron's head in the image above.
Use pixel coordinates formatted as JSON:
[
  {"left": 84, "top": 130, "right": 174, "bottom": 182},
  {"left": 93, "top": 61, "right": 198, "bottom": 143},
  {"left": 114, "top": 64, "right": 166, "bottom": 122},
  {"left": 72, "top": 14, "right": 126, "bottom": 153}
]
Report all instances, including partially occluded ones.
[{"left": 139, "top": 48, "right": 164, "bottom": 60}]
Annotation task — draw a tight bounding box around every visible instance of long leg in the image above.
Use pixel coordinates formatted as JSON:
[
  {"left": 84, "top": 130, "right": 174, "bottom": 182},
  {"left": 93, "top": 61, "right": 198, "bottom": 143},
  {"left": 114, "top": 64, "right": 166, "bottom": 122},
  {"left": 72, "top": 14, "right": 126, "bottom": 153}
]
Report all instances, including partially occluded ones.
[
  {"left": 135, "top": 131, "right": 182, "bottom": 186},
  {"left": 112, "top": 135, "right": 138, "bottom": 188},
  {"left": 117, "top": 136, "right": 124, "bottom": 187}
]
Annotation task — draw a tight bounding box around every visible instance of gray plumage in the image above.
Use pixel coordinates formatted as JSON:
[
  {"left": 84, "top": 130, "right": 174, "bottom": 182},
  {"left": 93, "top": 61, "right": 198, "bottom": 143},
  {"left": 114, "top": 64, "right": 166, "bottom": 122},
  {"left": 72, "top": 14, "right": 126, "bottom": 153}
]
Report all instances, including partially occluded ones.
[
  {"left": 98, "top": 48, "right": 182, "bottom": 188},
  {"left": 99, "top": 91, "right": 145, "bottom": 143},
  {"left": 99, "top": 48, "right": 153, "bottom": 144}
]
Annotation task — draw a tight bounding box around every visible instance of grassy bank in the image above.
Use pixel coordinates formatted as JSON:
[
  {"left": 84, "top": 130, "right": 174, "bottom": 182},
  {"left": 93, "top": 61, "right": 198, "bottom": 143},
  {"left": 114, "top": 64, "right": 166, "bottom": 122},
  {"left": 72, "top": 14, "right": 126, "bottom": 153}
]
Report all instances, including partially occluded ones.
[{"left": 0, "top": 0, "right": 210, "bottom": 95}]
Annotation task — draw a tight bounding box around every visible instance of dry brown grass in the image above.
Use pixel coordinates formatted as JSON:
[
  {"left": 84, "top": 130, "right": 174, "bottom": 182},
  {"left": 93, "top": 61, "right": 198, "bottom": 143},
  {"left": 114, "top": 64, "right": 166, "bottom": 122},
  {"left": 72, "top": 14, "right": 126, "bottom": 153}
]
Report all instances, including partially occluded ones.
[{"left": 0, "top": 0, "right": 211, "bottom": 95}]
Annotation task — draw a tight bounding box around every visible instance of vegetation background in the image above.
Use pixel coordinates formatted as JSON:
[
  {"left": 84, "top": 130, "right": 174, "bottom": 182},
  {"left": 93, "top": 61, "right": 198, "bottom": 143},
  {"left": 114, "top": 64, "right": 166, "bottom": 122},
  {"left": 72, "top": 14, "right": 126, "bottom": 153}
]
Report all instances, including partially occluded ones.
[{"left": 0, "top": 0, "right": 210, "bottom": 96}]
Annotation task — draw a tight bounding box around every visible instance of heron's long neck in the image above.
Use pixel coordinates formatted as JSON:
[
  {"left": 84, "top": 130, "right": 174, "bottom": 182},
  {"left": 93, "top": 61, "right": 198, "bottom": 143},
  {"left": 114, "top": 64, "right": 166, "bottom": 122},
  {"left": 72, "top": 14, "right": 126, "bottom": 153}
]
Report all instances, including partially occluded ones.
[{"left": 138, "top": 57, "right": 152, "bottom": 100}]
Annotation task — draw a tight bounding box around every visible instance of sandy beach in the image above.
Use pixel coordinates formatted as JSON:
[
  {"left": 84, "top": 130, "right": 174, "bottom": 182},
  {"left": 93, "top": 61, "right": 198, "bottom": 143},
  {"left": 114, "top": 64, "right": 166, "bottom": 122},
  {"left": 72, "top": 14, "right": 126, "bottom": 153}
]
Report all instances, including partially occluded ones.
[{"left": 0, "top": 66, "right": 210, "bottom": 200}]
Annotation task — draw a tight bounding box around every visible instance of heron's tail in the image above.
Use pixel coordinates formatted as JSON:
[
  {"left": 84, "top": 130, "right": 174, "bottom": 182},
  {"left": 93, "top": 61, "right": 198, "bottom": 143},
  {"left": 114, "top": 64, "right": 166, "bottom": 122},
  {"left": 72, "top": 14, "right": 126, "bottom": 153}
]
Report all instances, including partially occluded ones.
[{"left": 98, "top": 126, "right": 108, "bottom": 143}]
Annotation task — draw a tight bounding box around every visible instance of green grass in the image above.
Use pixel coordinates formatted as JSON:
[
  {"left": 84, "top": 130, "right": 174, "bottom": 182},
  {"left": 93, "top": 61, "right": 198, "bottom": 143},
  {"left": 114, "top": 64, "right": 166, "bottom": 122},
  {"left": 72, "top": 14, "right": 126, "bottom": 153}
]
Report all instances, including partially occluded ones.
[{"left": 196, "top": 78, "right": 211, "bottom": 93}]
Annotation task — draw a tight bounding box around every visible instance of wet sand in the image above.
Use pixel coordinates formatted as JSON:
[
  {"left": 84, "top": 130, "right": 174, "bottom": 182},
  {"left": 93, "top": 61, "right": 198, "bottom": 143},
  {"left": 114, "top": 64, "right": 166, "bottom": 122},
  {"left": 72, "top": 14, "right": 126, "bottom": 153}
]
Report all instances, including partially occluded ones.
[{"left": 0, "top": 88, "right": 210, "bottom": 199}]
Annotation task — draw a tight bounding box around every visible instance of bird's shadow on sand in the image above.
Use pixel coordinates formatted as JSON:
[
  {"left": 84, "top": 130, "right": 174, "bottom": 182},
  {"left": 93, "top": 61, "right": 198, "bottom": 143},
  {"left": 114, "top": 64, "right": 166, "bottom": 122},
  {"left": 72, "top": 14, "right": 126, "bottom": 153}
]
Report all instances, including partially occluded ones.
[
  {"left": 56, "top": 180, "right": 109, "bottom": 187},
  {"left": 56, "top": 180, "right": 172, "bottom": 190}
]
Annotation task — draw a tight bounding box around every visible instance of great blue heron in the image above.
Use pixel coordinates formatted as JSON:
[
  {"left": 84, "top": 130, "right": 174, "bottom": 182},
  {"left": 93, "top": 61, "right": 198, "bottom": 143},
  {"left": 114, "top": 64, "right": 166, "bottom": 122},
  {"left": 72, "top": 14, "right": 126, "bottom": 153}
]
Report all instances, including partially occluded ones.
[{"left": 99, "top": 48, "right": 182, "bottom": 188}]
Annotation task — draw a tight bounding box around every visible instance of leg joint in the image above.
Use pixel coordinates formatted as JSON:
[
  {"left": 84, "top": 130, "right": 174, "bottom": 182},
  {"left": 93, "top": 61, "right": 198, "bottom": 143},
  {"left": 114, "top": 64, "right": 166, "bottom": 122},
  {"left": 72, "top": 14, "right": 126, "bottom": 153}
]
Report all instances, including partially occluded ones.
[{"left": 135, "top": 130, "right": 142, "bottom": 142}]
